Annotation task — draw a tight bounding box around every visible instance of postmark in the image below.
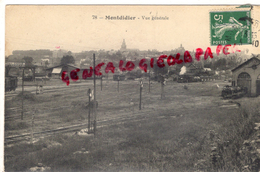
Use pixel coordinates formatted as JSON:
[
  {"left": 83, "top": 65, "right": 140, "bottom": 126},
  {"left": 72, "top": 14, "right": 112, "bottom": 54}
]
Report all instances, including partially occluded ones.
[{"left": 210, "top": 10, "right": 252, "bottom": 45}]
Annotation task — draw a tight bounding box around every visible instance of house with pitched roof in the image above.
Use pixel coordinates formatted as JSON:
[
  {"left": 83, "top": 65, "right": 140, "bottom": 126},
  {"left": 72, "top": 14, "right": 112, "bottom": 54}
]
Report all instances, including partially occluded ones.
[{"left": 231, "top": 55, "right": 260, "bottom": 96}]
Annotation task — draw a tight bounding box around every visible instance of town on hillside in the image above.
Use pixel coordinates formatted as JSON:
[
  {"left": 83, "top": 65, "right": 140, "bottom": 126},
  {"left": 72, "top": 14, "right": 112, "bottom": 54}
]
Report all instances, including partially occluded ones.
[{"left": 5, "top": 39, "right": 253, "bottom": 85}]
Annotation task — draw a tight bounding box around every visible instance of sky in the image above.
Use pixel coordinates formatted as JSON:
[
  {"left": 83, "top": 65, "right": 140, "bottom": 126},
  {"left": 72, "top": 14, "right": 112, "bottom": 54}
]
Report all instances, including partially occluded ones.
[{"left": 5, "top": 5, "right": 260, "bottom": 56}]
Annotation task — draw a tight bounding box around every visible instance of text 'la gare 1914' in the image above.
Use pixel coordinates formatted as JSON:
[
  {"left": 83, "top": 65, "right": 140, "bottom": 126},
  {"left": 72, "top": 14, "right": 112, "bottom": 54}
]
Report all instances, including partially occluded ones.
[{"left": 62, "top": 44, "right": 241, "bottom": 86}]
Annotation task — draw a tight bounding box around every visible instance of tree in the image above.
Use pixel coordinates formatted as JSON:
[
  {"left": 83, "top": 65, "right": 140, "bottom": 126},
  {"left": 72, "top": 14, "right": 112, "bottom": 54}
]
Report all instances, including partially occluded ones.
[
  {"left": 23, "top": 56, "right": 34, "bottom": 67},
  {"left": 44, "top": 60, "right": 49, "bottom": 67},
  {"left": 153, "top": 60, "right": 169, "bottom": 82},
  {"left": 134, "top": 51, "right": 139, "bottom": 57},
  {"left": 115, "top": 51, "right": 123, "bottom": 59},
  {"left": 60, "top": 55, "right": 75, "bottom": 65},
  {"left": 214, "top": 58, "right": 227, "bottom": 70},
  {"left": 67, "top": 51, "right": 72, "bottom": 56}
]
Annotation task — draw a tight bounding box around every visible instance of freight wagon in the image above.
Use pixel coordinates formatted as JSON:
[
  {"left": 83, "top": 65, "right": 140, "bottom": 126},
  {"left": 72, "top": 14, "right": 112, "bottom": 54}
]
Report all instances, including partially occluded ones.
[
  {"left": 5, "top": 76, "right": 18, "bottom": 91},
  {"left": 113, "top": 75, "right": 126, "bottom": 81}
]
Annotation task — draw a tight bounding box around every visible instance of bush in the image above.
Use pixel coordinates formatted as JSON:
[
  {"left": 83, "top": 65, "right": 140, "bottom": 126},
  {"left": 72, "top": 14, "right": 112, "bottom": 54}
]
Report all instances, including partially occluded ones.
[{"left": 208, "top": 103, "right": 256, "bottom": 171}]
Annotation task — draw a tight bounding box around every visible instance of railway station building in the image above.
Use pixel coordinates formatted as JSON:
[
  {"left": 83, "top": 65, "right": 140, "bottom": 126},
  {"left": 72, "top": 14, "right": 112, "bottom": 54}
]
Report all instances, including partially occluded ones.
[
  {"left": 46, "top": 64, "right": 81, "bottom": 79},
  {"left": 231, "top": 55, "right": 260, "bottom": 96}
]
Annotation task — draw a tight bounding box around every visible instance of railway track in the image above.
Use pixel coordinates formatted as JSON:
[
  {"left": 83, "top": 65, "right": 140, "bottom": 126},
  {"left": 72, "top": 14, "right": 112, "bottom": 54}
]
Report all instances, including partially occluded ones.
[
  {"left": 5, "top": 83, "right": 92, "bottom": 98},
  {"left": 5, "top": 79, "right": 151, "bottom": 144},
  {"left": 4, "top": 110, "right": 157, "bottom": 145},
  {"left": 5, "top": 86, "right": 140, "bottom": 121},
  {"left": 5, "top": 79, "right": 140, "bottom": 98},
  {"left": 5, "top": 105, "right": 70, "bottom": 121},
  {"left": 4, "top": 83, "right": 97, "bottom": 115},
  {"left": 4, "top": 90, "right": 137, "bottom": 121},
  {"left": 5, "top": 123, "right": 88, "bottom": 145}
]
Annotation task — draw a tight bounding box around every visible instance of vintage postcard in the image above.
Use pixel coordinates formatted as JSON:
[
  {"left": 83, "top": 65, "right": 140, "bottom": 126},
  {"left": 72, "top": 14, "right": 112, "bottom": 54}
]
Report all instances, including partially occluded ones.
[{"left": 4, "top": 5, "right": 260, "bottom": 171}]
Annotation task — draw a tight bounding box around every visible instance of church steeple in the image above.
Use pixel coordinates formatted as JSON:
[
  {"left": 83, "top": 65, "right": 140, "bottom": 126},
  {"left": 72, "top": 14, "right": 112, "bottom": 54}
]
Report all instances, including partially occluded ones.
[{"left": 120, "top": 39, "right": 127, "bottom": 51}]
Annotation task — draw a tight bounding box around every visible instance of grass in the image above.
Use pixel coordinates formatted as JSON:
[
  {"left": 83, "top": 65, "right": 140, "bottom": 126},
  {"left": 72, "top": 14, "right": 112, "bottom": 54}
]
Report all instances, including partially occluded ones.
[
  {"left": 5, "top": 110, "right": 259, "bottom": 171},
  {"left": 210, "top": 98, "right": 260, "bottom": 171},
  {"left": 4, "top": 80, "right": 260, "bottom": 171},
  {"left": 57, "top": 107, "right": 87, "bottom": 123},
  {"left": 5, "top": 107, "right": 246, "bottom": 171},
  {"left": 5, "top": 121, "right": 29, "bottom": 131},
  {"left": 15, "top": 91, "right": 37, "bottom": 101}
]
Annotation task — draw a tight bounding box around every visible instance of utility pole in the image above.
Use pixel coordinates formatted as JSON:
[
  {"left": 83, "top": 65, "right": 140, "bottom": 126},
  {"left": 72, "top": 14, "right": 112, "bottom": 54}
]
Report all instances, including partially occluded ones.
[
  {"left": 21, "top": 68, "right": 24, "bottom": 120},
  {"left": 33, "top": 67, "right": 35, "bottom": 82},
  {"left": 88, "top": 88, "right": 91, "bottom": 133},
  {"left": 161, "top": 76, "right": 164, "bottom": 100},
  {"left": 139, "top": 80, "right": 143, "bottom": 110},
  {"left": 93, "top": 54, "right": 97, "bottom": 136},
  {"left": 36, "top": 82, "right": 38, "bottom": 94},
  {"left": 101, "top": 76, "right": 103, "bottom": 91},
  {"left": 149, "top": 70, "right": 151, "bottom": 93},
  {"left": 44, "top": 69, "right": 47, "bottom": 84},
  {"left": 31, "top": 111, "right": 35, "bottom": 144},
  {"left": 117, "top": 76, "right": 120, "bottom": 92}
]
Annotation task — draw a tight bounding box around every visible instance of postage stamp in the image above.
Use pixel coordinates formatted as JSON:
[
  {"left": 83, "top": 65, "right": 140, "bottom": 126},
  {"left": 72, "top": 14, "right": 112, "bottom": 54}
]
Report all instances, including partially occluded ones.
[{"left": 210, "top": 10, "right": 252, "bottom": 45}]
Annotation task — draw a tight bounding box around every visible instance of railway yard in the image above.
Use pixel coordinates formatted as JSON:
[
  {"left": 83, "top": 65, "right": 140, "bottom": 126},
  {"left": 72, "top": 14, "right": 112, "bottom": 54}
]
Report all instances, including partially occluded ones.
[{"left": 4, "top": 78, "right": 260, "bottom": 171}]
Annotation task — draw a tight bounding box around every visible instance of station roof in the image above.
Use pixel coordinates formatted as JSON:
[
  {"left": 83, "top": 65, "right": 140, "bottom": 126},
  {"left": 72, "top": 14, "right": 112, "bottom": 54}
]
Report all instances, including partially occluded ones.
[
  {"left": 46, "top": 63, "right": 80, "bottom": 70},
  {"left": 231, "top": 56, "right": 260, "bottom": 72}
]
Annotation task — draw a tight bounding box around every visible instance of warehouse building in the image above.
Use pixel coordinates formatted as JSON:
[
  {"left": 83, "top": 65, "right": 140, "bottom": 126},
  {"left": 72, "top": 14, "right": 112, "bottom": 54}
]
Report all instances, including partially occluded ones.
[
  {"left": 231, "top": 55, "right": 260, "bottom": 96},
  {"left": 46, "top": 64, "right": 80, "bottom": 79}
]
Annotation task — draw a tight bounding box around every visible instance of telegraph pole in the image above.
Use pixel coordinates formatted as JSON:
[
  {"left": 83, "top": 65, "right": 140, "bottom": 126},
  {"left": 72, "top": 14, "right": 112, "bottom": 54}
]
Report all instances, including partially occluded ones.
[
  {"left": 33, "top": 67, "right": 35, "bottom": 82},
  {"left": 93, "top": 54, "right": 97, "bottom": 136},
  {"left": 101, "top": 76, "right": 103, "bottom": 91},
  {"left": 117, "top": 76, "right": 120, "bottom": 92},
  {"left": 88, "top": 89, "right": 91, "bottom": 133},
  {"left": 149, "top": 70, "right": 151, "bottom": 93},
  {"left": 36, "top": 82, "right": 38, "bottom": 94},
  {"left": 161, "top": 76, "right": 164, "bottom": 100},
  {"left": 139, "top": 80, "right": 143, "bottom": 110},
  {"left": 21, "top": 68, "right": 24, "bottom": 120},
  {"left": 31, "top": 111, "right": 35, "bottom": 144},
  {"left": 161, "top": 82, "right": 163, "bottom": 99}
]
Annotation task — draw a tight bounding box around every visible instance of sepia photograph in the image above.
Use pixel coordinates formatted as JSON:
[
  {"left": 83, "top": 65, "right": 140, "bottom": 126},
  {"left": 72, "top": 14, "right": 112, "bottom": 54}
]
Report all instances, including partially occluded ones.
[{"left": 3, "top": 4, "right": 260, "bottom": 171}]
